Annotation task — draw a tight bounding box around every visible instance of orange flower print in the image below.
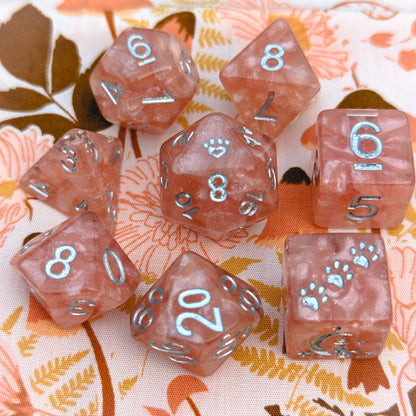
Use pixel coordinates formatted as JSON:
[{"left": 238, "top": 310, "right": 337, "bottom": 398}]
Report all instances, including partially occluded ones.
[
  {"left": 218, "top": 0, "right": 348, "bottom": 79},
  {"left": 388, "top": 246, "right": 416, "bottom": 415},
  {"left": 0, "top": 339, "right": 57, "bottom": 415},
  {"left": 0, "top": 126, "right": 53, "bottom": 247},
  {"left": 115, "top": 155, "right": 248, "bottom": 278}
]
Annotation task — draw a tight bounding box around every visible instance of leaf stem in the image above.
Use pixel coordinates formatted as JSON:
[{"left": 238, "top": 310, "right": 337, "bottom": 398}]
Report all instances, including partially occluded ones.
[
  {"left": 186, "top": 396, "right": 201, "bottom": 416},
  {"left": 44, "top": 90, "right": 77, "bottom": 124},
  {"left": 82, "top": 320, "right": 115, "bottom": 416}
]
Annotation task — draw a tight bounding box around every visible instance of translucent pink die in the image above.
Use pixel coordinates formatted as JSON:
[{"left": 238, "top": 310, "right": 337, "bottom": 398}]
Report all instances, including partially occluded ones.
[
  {"left": 10, "top": 212, "right": 141, "bottom": 328},
  {"left": 220, "top": 19, "right": 320, "bottom": 140},
  {"left": 159, "top": 112, "right": 279, "bottom": 239},
  {"left": 130, "top": 251, "right": 263, "bottom": 376},
  {"left": 19, "top": 129, "right": 123, "bottom": 233},
  {"left": 89, "top": 27, "right": 199, "bottom": 132},
  {"left": 284, "top": 233, "right": 392, "bottom": 359},
  {"left": 312, "top": 109, "right": 415, "bottom": 229}
]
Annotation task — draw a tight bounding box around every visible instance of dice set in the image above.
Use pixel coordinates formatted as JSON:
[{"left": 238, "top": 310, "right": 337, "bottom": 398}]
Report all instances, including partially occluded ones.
[{"left": 9, "top": 18, "right": 414, "bottom": 377}]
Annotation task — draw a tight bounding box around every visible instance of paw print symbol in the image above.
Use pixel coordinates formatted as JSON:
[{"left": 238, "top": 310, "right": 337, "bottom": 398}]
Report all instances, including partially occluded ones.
[
  {"left": 203, "top": 138, "right": 230, "bottom": 159},
  {"left": 300, "top": 282, "right": 328, "bottom": 311},
  {"left": 325, "top": 260, "right": 353, "bottom": 288},
  {"left": 350, "top": 241, "right": 379, "bottom": 269}
]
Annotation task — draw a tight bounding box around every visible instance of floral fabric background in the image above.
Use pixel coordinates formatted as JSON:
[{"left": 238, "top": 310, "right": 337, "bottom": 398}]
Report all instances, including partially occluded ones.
[{"left": 0, "top": 0, "right": 416, "bottom": 415}]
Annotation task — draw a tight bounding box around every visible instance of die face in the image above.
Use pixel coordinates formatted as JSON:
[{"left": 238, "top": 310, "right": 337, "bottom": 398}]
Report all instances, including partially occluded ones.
[
  {"left": 220, "top": 19, "right": 320, "bottom": 140},
  {"left": 312, "top": 109, "right": 415, "bottom": 228},
  {"left": 159, "top": 112, "right": 278, "bottom": 239},
  {"left": 284, "top": 233, "right": 392, "bottom": 359},
  {"left": 130, "top": 251, "right": 263, "bottom": 377},
  {"left": 19, "top": 129, "right": 123, "bottom": 233},
  {"left": 89, "top": 27, "right": 199, "bottom": 132},
  {"left": 10, "top": 212, "right": 141, "bottom": 328}
]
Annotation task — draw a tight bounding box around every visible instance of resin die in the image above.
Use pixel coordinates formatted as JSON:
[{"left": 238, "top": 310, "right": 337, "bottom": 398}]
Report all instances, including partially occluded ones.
[
  {"left": 284, "top": 233, "right": 392, "bottom": 359},
  {"left": 90, "top": 27, "right": 199, "bottom": 132},
  {"left": 19, "top": 129, "right": 123, "bottom": 233},
  {"left": 220, "top": 18, "right": 320, "bottom": 140},
  {"left": 159, "top": 112, "right": 279, "bottom": 239},
  {"left": 130, "top": 251, "right": 263, "bottom": 376},
  {"left": 312, "top": 109, "right": 415, "bottom": 228},
  {"left": 10, "top": 212, "right": 141, "bottom": 328}
]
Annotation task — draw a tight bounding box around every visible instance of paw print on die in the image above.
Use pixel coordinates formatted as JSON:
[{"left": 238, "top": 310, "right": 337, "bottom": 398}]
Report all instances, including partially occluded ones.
[
  {"left": 159, "top": 112, "right": 279, "bottom": 239},
  {"left": 284, "top": 233, "right": 392, "bottom": 359}
]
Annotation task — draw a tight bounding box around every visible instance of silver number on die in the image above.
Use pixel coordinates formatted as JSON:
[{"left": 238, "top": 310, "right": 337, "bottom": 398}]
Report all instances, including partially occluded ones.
[
  {"left": 175, "top": 192, "right": 199, "bottom": 220},
  {"left": 84, "top": 135, "right": 98, "bottom": 162},
  {"left": 267, "top": 157, "right": 277, "bottom": 190},
  {"left": 350, "top": 121, "right": 383, "bottom": 170},
  {"left": 238, "top": 288, "right": 262, "bottom": 314},
  {"left": 28, "top": 181, "right": 50, "bottom": 198},
  {"left": 208, "top": 173, "right": 228, "bottom": 202},
  {"left": 101, "top": 80, "right": 124, "bottom": 105},
  {"left": 132, "top": 285, "right": 165, "bottom": 332},
  {"left": 106, "top": 190, "right": 117, "bottom": 221},
  {"left": 67, "top": 299, "right": 96, "bottom": 316},
  {"left": 235, "top": 126, "right": 262, "bottom": 147},
  {"left": 176, "top": 288, "right": 224, "bottom": 337},
  {"left": 127, "top": 34, "right": 157, "bottom": 66},
  {"left": 149, "top": 341, "right": 197, "bottom": 365},
  {"left": 261, "top": 43, "right": 285, "bottom": 71},
  {"left": 239, "top": 191, "right": 263, "bottom": 216},
  {"left": 102, "top": 248, "right": 126, "bottom": 285},
  {"left": 160, "top": 161, "right": 169, "bottom": 189},
  {"left": 212, "top": 326, "right": 252, "bottom": 360},
  {"left": 45, "top": 245, "right": 77, "bottom": 280},
  {"left": 61, "top": 147, "right": 77, "bottom": 173},
  {"left": 254, "top": 91, "right": 277, "bottom": 122},
  {"left": 179, "top": 50, "right": 193, "bottom": 77},
  {"left": 346, "top": 195, "right": 381, "bottom": 221},
  {"left": 142, "top": 89, "right": 175, "bottom": 105}
]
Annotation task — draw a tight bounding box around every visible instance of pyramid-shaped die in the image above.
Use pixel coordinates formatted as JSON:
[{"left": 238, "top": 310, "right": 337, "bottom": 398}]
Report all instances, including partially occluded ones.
[{"left": 19, "top": 129, "right": 123, "bottom": 233}]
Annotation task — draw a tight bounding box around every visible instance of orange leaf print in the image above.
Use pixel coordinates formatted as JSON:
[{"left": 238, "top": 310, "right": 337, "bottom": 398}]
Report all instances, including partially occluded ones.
[
  {"left": 26, "top": 293, "right": 81, "bottom": 337},
  {"left": 256, "top": 168, "right": 326, "bottom": 251},
  {"left": 167, "top": 375, "right": 208, "bottom": 414},
  {"left": 0, "top": 340, "right": 57, "bottom": 415},
  {"left": 155, "top": 12, "right": 196, "bottom": 52},
  {"left": 347, "top": 358, "right": 389, "bottom": 394},
  {"left": 369, "top": 32, "right": 394, "bottom": 48}
]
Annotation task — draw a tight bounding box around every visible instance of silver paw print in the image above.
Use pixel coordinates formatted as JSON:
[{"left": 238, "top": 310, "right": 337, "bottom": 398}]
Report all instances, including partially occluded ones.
[
  {"left": 325, "top": 260, "right": 353, "bottom": 288},
  {"left": 300, "top": 282, "right": 328, "bottom": 311},
  {"left": 350, "top": 241, "right": 379, "bottom": 269},
  {"left": 203, "top": 138, "right": 230, "bottom": 159}
]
